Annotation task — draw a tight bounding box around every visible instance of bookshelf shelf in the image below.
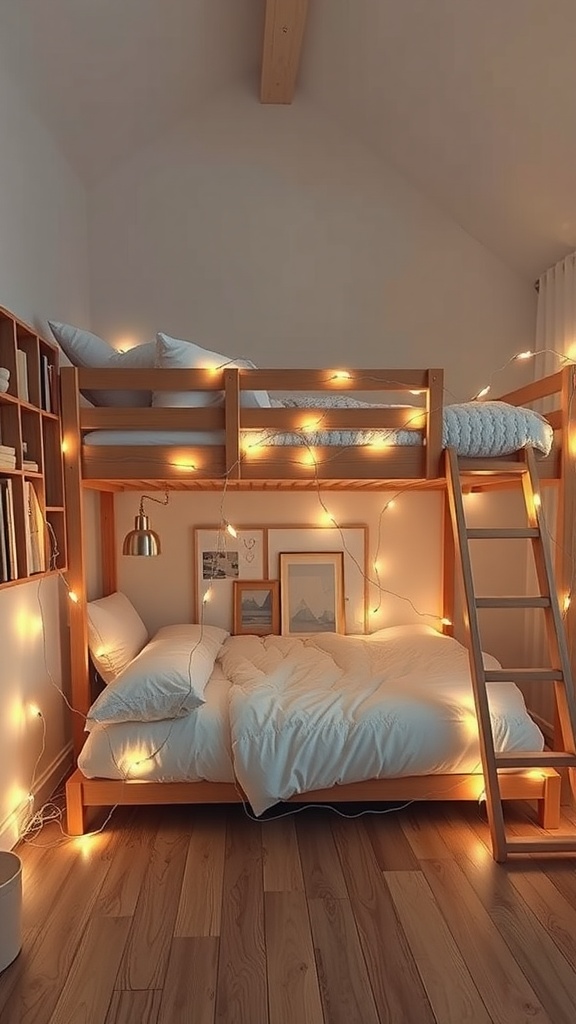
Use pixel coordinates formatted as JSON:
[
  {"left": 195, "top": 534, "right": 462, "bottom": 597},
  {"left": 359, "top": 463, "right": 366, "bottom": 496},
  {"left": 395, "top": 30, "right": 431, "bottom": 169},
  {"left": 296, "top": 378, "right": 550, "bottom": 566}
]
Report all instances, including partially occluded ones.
[
  {"left": 0, "top": 568, "right": 63, "bottom": 593},
  {"left": 0, "top": 305, "right": 65, "bottom": 586}
]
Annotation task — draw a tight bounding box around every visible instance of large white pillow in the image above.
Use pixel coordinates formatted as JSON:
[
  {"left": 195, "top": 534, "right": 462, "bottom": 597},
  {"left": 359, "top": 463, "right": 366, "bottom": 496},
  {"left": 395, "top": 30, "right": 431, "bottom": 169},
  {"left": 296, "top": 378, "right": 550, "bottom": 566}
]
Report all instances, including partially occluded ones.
[
  {"left": 153, "top": 333, "right": 271, "bottom": 410},
  {"left": 87, "top": 591, "right": 149, "bottom": 684},
  {"left": 86, "top": 623, "right": 229, "bottom": 726},
  {"left": 48, "top": 321, "right": 155, "bottom": 406}
]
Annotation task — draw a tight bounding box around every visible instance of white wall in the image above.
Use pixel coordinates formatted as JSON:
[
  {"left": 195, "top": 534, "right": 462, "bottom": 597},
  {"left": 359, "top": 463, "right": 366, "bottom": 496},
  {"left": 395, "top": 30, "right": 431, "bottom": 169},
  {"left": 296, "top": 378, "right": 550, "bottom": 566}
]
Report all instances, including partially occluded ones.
[
  {"left": 88, "top": 92, "right": 536, "bottom": 401},
  {"left": 87, "top": 92, "right": 537, "bottom": 673},
  {"left": 0, "top": 65, "right": 89, "bottom": 849},
  {"left": 115, "top": 490, "right": 443, "bottom": 638}
]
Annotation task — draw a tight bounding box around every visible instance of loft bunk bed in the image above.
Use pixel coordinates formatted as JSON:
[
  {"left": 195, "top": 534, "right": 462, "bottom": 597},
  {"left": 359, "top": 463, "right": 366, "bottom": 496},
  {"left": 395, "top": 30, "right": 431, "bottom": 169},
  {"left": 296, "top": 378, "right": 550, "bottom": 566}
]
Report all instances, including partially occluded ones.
[{"left": 60, "top": 363, "right": 576, "bottom": 861}]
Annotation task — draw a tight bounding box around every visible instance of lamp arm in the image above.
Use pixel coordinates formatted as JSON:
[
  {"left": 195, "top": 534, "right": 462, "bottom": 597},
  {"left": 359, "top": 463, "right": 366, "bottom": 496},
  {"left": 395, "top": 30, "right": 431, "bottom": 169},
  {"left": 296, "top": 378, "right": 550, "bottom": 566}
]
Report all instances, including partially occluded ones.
[{"left": 139, "top": 492, "right": 170, "bottom": 516}]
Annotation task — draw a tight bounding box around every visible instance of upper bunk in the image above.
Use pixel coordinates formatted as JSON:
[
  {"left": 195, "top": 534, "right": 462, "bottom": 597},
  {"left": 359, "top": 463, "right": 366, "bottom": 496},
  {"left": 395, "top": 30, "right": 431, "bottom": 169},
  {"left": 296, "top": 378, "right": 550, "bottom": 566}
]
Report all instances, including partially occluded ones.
[{"left": 59, "top": 364, "right": 569, "bottom": 491}]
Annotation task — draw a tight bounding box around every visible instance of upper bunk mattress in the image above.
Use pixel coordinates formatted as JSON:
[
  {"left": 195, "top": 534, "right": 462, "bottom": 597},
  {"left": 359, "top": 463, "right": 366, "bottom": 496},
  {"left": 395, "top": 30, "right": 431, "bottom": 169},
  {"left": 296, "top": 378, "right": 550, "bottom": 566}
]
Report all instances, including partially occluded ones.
[{"left": 82, "top": 400, "right": 552, "bottom": 458}]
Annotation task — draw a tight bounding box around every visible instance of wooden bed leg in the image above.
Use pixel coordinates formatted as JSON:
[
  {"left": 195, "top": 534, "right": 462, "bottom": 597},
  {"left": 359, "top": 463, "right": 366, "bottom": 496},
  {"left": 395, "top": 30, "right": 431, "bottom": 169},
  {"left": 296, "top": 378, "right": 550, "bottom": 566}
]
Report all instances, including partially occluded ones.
[
  {"left": 66, "top": 770, "right": 87, "bottom": 836},
  {"left": 537, "top": 770, "right": 562, "bottom": 830}
]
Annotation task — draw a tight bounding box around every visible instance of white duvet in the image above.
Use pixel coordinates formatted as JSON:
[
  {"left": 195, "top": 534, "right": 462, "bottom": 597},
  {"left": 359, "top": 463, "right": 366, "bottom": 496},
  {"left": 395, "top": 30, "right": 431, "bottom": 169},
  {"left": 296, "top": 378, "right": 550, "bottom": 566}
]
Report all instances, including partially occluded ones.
[
  {"left": 79, "top": 626, "right": 544, "bottom": 814},
  {"left": 219, "top": 628, "right": 544, "bottom": 815}
]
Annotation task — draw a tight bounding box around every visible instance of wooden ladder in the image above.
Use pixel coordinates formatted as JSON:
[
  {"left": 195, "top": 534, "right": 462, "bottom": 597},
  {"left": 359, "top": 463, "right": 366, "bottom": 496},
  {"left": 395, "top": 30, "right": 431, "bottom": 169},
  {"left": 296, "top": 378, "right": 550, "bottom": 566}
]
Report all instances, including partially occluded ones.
[{"left": 445, "top": 445, "right": 576, "bottom": 861}]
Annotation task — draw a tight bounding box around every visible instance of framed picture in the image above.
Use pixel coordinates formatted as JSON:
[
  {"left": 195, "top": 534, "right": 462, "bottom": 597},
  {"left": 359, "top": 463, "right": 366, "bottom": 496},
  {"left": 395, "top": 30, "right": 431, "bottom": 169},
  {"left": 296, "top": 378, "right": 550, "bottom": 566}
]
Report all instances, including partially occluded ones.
[
  {"left": 280, "top": 552, "right": 345, "bottom": 636},
  {"left": 233, "top": 580, "right": 280, "bottom": 636},
  {"left": 194, "top": 527, "right": 265, "bottom": 630},
  {"left": 268, "top": 525, "right": 367, "bottom": 634}
]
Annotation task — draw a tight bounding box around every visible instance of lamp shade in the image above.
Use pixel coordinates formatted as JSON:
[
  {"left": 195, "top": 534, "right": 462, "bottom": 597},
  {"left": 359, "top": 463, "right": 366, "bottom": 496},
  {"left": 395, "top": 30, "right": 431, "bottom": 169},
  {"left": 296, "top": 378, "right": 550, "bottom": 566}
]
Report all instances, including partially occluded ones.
[{"left": 122, "top": 513, "right": 161, "bottom": 556}]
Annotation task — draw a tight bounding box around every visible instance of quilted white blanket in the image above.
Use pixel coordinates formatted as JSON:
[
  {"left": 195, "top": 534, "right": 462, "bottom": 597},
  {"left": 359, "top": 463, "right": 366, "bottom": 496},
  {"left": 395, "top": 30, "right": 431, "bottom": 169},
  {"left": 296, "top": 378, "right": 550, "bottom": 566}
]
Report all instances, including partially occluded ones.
[
  {"left": 258, "top": 397, "right": 553, "bottom": 457},
  {"left": 219, "top": 628, "right": 543, "bottom": 815}
]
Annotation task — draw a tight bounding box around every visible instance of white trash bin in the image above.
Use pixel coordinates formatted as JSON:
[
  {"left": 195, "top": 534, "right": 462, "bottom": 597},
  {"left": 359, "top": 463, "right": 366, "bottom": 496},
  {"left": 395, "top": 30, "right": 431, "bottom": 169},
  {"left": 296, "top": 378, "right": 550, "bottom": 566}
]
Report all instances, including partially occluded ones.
[{"left": 0, "top": 851, "right": 22, "bottom": 972}]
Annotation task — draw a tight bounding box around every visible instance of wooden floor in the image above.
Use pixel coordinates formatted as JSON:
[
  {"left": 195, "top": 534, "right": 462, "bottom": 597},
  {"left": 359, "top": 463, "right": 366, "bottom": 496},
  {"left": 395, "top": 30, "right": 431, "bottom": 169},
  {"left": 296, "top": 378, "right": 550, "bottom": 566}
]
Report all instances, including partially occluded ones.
[{"left": 2, "top": 800, "right": 576, "bottom": 1024}]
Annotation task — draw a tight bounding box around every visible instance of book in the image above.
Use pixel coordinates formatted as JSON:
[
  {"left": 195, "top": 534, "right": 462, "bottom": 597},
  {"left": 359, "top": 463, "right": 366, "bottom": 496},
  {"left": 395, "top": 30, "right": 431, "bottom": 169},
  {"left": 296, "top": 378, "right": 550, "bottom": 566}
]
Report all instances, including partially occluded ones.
[
  {"left": 0, "top": 444, "right": 16, "bottom": 457},
  {"left": 25, "top": 481, "right": 46, "bottom": 574},
  {"left": 0, "top": 479, "right": 18, "bottom": 579},
  {"left": 0, "top": 491, "right": 8, "bottom": 582},
  {"left": 0, "top": 458, "right": 17, "bottom": 470},
  {"left": 40, "top": 354, "right": 52, "bottom": 413},
  {"left": 16, "top": 349, "right": 29, "bottom": 402},
  {"left": 23, "top": 460, "right": 39, "bottom": 473}
]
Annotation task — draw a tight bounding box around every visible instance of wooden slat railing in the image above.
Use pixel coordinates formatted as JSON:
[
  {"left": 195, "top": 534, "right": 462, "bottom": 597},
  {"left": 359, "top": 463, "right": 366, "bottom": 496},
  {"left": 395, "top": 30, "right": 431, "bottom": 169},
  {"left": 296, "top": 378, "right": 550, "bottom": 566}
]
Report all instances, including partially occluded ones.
[{"left": 71, "top": 366, "right": 445, "bottom": 481}]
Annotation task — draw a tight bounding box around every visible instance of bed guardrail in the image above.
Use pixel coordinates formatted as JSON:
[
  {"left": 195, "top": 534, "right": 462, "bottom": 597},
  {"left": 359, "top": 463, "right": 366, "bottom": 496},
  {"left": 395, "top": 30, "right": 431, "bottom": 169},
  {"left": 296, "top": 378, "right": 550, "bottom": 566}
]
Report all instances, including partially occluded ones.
[{"left": 61, "top": 365, "right": 445, "bottom": 483}]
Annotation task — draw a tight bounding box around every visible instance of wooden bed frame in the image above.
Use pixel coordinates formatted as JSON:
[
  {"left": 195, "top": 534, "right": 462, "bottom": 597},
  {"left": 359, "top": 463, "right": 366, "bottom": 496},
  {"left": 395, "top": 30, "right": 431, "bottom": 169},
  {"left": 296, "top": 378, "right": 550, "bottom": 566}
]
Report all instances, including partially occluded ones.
[{"left": 60, "top": 364, "right": 576, "bottom": 835}]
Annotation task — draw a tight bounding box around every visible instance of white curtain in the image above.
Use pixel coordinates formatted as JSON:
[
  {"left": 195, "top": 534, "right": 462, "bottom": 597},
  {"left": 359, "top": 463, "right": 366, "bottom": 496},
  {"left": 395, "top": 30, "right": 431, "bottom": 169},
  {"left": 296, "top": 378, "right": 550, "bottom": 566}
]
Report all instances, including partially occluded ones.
[
  {"left": 528, "top": 252, "right": 576, "bottom": 735},
  {"left": 536, "top": 250, "right": 576, "bottom": 378}
]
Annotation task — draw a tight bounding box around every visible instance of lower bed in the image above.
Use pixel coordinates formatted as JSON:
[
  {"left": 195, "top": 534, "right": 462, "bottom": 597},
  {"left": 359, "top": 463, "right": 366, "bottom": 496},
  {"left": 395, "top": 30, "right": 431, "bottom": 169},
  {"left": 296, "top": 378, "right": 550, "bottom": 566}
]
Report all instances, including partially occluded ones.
[{"left": 74, "top": 626, "right": 559, "bottom": 829}]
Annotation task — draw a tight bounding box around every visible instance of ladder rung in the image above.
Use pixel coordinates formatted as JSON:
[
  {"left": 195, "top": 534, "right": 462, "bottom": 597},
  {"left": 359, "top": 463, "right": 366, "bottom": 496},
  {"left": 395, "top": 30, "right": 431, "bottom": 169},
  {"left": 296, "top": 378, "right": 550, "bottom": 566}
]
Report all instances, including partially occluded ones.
[
  {"left": 506, "top": 836, "right": 576, "bottom": 855},
  {"left": 485, "top": 669, "right": 563, "bottom": 682},
  {"left": 467, "top": 528, "right": 539, "bottom": 539},
  {"left": 459, "top": 461, "right": 527, "bottom": 473},
  {"left": 495, "top": 751, "right": 576, "bottom": 768},
  {"left": 476, "top": 597, "right": 550, "bottom": 608}
]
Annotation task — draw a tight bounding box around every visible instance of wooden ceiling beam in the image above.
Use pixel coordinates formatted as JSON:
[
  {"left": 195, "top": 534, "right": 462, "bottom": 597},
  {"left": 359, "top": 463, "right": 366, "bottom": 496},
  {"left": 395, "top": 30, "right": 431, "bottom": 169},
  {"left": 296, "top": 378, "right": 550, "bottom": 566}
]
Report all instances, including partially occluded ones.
[{"left": 260, "top": 0, "right": 309, "bottom": 104}]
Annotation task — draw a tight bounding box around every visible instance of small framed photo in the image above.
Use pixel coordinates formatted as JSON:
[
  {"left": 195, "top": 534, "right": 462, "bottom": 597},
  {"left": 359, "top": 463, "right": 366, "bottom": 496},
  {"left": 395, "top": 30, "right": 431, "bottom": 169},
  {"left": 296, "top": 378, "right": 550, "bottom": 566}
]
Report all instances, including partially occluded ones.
[
  {"left": 233, "top": 580, "right": 280, "bottom": 636},
  {"left": 279, "top": 552, "right": 345, "bottom": 636}
]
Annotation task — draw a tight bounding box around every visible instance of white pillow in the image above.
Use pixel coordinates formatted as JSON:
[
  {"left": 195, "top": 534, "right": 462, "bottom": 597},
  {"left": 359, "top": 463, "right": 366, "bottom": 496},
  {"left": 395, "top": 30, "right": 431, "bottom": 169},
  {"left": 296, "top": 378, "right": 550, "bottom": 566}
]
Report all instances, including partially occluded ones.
[
  {"left": 87, "top": 591, "right": 149, "bottom": 684},
  {"left": 153, "top": 333, "right": 271, "bottom": 410},
  {"left": 86, "top": 623, "right": 229, "bottom": 726},
  {"left": 48, "top": 321, "right": 155, "bottom": 407}
]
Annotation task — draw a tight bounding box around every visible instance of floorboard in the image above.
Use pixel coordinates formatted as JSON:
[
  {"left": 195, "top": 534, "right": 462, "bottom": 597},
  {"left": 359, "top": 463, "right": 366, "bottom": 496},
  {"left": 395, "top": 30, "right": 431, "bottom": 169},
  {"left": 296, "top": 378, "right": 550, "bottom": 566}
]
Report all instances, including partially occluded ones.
[{"left": 2, "top": 801, "right": 576, "bottom": 1024}]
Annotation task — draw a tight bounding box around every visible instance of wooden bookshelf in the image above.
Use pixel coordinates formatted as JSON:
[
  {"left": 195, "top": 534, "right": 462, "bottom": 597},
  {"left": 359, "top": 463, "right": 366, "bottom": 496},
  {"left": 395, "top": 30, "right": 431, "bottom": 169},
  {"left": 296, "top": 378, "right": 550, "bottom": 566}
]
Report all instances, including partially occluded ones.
[{"left": 0, "top": 305, "right": 65, "bottom": 586}]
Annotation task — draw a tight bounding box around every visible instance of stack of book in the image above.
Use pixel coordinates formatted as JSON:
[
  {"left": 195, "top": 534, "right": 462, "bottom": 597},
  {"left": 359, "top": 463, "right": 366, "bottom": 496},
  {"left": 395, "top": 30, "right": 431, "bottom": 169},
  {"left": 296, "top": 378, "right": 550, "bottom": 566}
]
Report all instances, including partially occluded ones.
[
  {"left": 0, "top": 444, "right": 17, "bottom": 471},
  {"left": 0, "top": 367, "right": 9, "bottom": 394}
]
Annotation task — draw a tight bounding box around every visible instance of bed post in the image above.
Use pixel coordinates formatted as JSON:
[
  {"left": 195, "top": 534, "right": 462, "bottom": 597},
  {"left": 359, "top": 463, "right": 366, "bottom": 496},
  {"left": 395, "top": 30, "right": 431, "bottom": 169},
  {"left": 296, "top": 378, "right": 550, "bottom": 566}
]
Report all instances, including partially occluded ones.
[
  {"left": 425, "top": 368, "right": 444, "bottom": 478},
  {"left": 225, "top": 367, "right": 240, "bottom": 480},
  {"left": 100, "top": 491, "right": 117, "bottom": 595},
  {"left": 65, "top": 768, "right": 88, "bottom": 835},
  {"left": 556, "top": 365, "right": 576, "bottom": 740},
  {"left": 60, "top": 366, "right": 90, "bottom": 759},
  {"left": 537, "top": 769, "right": 562, "bottom": 829},
  {"left": 442, "top": 484, "right": 455, "bottom": 636}
]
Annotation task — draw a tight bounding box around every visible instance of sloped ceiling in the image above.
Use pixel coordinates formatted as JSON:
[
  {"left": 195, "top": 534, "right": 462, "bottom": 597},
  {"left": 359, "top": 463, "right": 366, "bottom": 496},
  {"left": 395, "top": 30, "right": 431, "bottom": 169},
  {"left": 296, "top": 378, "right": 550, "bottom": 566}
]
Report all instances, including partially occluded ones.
[{"left": 1, "top": 0, "right": 575, "bottom": 279}]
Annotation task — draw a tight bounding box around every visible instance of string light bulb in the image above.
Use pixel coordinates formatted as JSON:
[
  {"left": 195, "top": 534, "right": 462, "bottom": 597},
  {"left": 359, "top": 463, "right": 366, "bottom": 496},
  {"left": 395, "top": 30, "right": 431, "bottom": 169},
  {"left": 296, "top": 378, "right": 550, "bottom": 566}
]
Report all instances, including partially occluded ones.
[
  {"left": 225, "top": 521, "right": 237, "bottom": 539},
  {"left": 440, "top": 617, "right": 452, "bottom": 627},
  {"left": 203, "top": 588, "right": 213, "bottom": 604},
  {"left": 563, "top": 595, "right": 571, "bottom": 613},
  {"left": 515, "top": 350, "right": 533, "bottom": 361},
  {"left": 68, "top": 590, "right": 79, "bottom": 604},
  {"left": 332, "top": 371, "right": 351, "bottom": 381},
  {"left": 473, "top": 385, "right": 491, "bottom": 401}
]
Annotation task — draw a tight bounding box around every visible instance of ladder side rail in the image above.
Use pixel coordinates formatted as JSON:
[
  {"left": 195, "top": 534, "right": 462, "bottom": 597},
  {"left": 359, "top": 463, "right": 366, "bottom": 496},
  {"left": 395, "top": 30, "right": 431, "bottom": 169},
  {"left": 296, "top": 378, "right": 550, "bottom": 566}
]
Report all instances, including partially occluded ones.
[
  {"left": 523, "top": 449, "right": 576, "bottom": 785},
  {"left": 445, "top": 448, "right": 507, "bottom": 861}
]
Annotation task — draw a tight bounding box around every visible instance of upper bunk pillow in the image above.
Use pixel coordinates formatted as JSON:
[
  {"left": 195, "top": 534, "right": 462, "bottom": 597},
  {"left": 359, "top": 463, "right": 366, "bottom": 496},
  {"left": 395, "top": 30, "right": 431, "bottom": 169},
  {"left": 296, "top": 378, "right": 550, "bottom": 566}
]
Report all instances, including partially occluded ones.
[
  {"left": 153, "top": 333, "right": 271, "bottom": 410},
  {"left": 86, "top": 623, "right": 230, "bottom": 726},
  {"left": 87, "top": 591, "right": 149, "bottom": 684},
  {"left": 48, "top": 321, "right": 155, "bottom": 407}
]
